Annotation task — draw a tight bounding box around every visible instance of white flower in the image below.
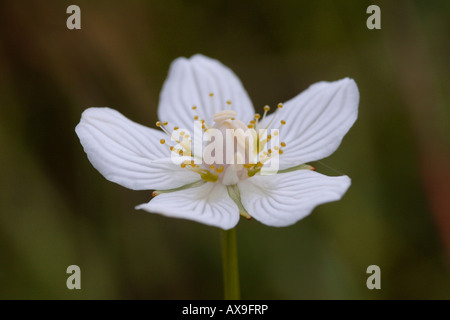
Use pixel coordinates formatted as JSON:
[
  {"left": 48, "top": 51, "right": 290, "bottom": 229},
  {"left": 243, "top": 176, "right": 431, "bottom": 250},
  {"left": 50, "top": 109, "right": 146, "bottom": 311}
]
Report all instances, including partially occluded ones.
[{"left": 75, "top": 54, "right": 359, "bottom": 230}]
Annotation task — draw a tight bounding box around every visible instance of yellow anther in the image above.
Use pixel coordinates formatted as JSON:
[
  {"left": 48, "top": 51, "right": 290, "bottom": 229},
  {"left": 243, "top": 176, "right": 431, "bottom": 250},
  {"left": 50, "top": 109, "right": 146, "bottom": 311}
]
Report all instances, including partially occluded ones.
[
  {"left": 274, "top": 146, "right": 279, "bottom": 150},
  {"left": 202, "top": 124, "right": 206, "bottom": 129},
  {"left": 279, "top": 149, "right": 284, "bottom": 154},
  {"left": 273, "top": 131, "right": 279, "bottom": 136},
  {"left": 226, "top": 100, "right": 232, "bottom": 105},
  {"left": 209, "top": 93, "right": 214, "bottom": 97},
  {"left": 178, "top": 150, "right": 183, "bottom": 155},
  {"left": 163, "top": 121, "right": 168, "bottom": 126},
  {"left": 156, "top": 121, "right": 161, "bottom": 127},
  {"left": 185, "top": 135, "right": 190, "bottom": 139},
  {"left": 277, "top": 103, "right": 283, "bottom": 109},
  {"left": 250, "top": 120, "right": 256, "bottom": 124},
  {"left": 280, "top": 120, "right": 286, "bottom": 125},
  {"left": 194, "top": 116, "right": 199, "bottom": 120},
  {"left": 181, "top": 163, "right": 186, "bottom": 168},
  {"left": 180, "top": 131, "right": 185, "bottom": 136},
  {"left": 264, "top": 105, "right": 270, "bottom": 112},
  {"left": 267, "top": 134, "right": 272, "bottom": 140},
  {"left": 281, "top": 142, "right": 286, "bottom": 147},
  {"left": 170, "top": 146, "right": 174, "bottom": 151},
  {"left": 209, "top": 165, "right": 215, "bottom": 170},
  {"left": 268, "top": 149, "right": 272, "bottom": 154},
  {"left": 254, "top": 113, "right": 261, "bottom": 119},
  {"left": 192, "top": 106, "right": 197, "bottom": 110},
  {"left": 174, "top": 126, "right": 179, "bottom": 131},
  {"left": 160, "top": 139, "right": 165, "bottom": 144},
  {"left": 216, "top": 166, "right": 225, "bottom": 173},
  {"left": 231, "top": 118, "right": 235, "bottom": 120},
  {"left": 248, "top": 124, "right": 253, "bottom": 129}
]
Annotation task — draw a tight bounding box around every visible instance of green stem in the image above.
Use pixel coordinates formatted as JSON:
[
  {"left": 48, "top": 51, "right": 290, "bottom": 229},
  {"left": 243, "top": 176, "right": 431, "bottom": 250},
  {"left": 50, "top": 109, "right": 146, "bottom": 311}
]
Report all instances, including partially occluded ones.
[{"left": 221, "top": 228, "right": 240, "bottom": 300}]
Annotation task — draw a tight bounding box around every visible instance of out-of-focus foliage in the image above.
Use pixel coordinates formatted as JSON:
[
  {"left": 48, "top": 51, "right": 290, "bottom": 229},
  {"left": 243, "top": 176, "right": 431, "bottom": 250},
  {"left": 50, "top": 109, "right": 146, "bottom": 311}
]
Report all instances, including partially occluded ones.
[{"left": 0, "top": 0, "right": 449, "bottom": 299}]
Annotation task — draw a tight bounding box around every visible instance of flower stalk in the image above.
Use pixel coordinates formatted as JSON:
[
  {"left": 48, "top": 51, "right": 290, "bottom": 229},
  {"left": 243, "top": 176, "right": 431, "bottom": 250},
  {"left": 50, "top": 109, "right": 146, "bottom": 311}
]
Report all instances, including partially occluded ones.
[{"left": 221, "top": 228, "right": 240, "bottom": 300}]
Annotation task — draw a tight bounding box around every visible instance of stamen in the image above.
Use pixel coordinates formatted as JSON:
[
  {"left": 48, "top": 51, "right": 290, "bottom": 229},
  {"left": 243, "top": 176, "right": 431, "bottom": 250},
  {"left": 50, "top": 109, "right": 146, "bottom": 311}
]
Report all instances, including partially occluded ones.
[
  {"left": 259, "top": 106, "right": 270, "bottom": 129},
  {"left": 177, "top": 157, "right": 217, "bottom": 181},
  {"left": 209, "top": 92, "right": 216, "bottom": 113},
  {"left": 258, "top": 104, "right": 279, "bottom": 137},
  {"left": 255, "top": 105, "right": 270, "bottom": 132},
  {"left": 156, "top": 120, "right": 173, "bottom": 137},
  {"left": 281, "top": 142, "right": 286, "bottom": 147},
  {"left": 247, "top": 161, "right": 264, "bottom": 177},
  {"left": 216, "top": 166, "right": 224, "bottom": 173},
  {"left": 159, "top": 138, "right": 178, "bottom": 155},
  {"left": 192, "top": 106, "right": 197, "bottom": 110},
  {"left": 260, "top": 102, "right": 288, "bottom": 136}
]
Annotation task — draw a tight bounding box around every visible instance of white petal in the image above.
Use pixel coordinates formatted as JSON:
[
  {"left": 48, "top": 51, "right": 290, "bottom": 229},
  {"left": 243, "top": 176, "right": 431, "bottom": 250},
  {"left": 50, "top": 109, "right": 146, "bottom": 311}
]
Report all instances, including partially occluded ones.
[
  {"left": 265, "top": 78, "right": 359, "bottom": 169},
  {"left": 158, "top": 54, "right": 255, "bottom": 131},
  {"left": 238, "top": 170, "right": 351, "bottom": 227},
  {"left": 136, "top": 183, "right": 240, "bottom": 230},
  {"left": 75, "top": 107, "right": 199, "bottom": 190}
]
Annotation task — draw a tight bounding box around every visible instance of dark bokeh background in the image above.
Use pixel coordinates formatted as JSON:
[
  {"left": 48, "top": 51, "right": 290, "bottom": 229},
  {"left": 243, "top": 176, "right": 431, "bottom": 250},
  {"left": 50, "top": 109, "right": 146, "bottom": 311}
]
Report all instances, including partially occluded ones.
[{"left": 0, "top": 0, "right": 449, "bottom": 299}]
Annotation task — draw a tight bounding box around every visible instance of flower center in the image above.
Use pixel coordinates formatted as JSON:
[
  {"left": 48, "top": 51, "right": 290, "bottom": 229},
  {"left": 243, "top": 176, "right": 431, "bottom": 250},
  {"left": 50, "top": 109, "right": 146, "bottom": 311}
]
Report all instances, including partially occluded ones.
[{"left": 157, "top": 94, "right": 288, "bottom": 184}]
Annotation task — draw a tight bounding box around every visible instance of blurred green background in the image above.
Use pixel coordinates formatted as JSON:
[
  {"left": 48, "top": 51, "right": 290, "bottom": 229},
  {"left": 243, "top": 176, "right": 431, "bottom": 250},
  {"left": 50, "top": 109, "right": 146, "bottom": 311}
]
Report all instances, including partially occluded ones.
[{"left": 0, "top": 0, "right": 449, "bottom": 299}]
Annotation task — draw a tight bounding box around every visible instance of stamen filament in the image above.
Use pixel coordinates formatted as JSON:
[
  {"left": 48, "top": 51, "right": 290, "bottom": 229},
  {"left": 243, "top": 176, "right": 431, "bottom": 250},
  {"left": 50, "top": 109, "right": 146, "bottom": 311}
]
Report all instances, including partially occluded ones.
[{"left": 209, "top": 92, "right": 216, "bottom": 113}]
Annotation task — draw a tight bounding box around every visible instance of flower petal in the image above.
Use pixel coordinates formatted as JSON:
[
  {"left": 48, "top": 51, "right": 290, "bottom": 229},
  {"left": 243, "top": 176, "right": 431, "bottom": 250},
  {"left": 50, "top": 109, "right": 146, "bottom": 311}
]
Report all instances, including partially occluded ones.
[
  {"left": 75, "top": 107, "right": 199, "bottom": 190},
  {"left": 265, "top": 78, "right": 359, "bottom": 169},
  {"left": 158, "top": 54, "right": 255, "bottom": 130},
  {"left": 238, "top": 170, "right": 351, "bottom": 227},
  {"left": 136, "top": 183, "right": 240, "bottom": 230}
]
